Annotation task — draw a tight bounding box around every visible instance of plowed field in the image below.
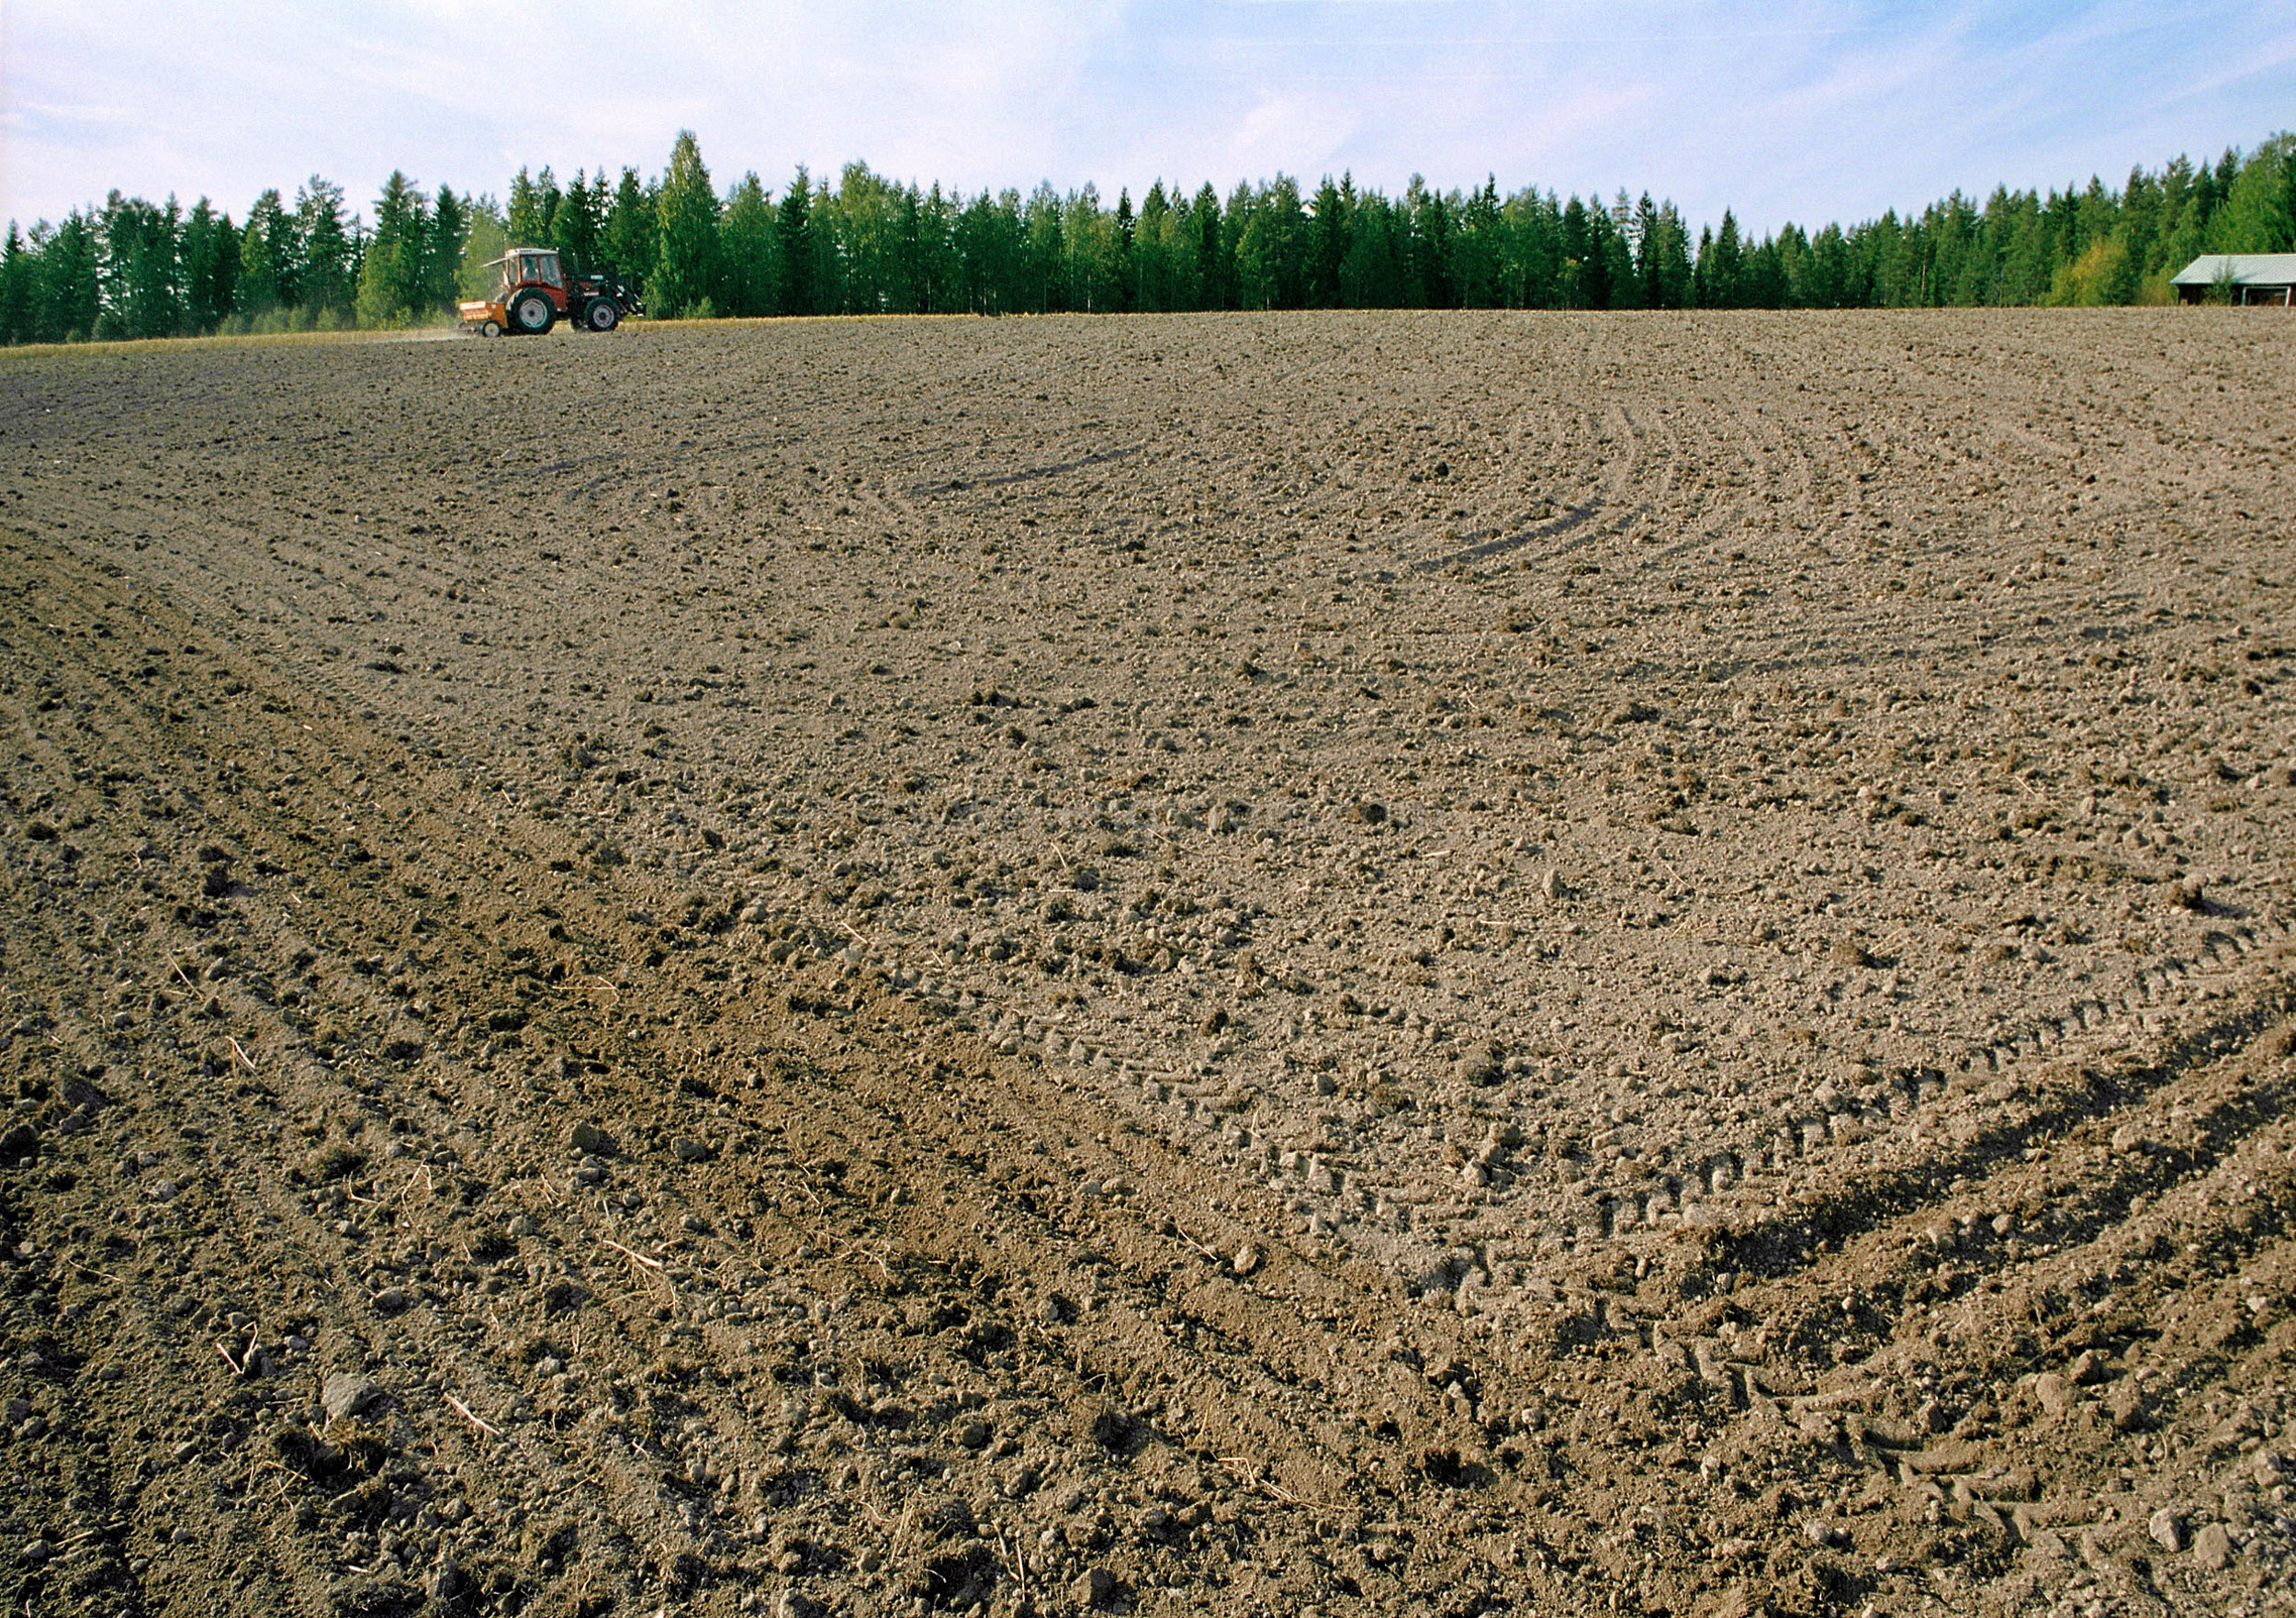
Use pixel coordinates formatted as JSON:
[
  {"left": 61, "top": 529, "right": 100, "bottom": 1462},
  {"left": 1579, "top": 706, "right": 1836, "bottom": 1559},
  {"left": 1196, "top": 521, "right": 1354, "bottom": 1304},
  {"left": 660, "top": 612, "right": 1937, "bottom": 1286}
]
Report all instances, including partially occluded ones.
[{"left": 2, "top": 309, "right": 2294, "bottom": 1618}]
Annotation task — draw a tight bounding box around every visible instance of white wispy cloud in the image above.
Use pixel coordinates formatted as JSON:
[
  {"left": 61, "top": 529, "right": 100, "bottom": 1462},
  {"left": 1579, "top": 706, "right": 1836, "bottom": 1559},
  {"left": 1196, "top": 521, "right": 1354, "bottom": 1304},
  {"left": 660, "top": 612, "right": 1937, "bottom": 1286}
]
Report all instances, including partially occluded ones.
[{"left": 0, "top": 0, "right": 2287, "bottom": 233}]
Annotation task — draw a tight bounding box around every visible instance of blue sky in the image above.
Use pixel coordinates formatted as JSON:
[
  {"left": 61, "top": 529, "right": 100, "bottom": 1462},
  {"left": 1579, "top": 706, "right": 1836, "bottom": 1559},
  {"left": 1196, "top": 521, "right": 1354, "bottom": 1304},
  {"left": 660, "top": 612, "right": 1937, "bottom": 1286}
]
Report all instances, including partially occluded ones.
[{"left": 3, "top": 1, "right": 2290, "bottom": 235}]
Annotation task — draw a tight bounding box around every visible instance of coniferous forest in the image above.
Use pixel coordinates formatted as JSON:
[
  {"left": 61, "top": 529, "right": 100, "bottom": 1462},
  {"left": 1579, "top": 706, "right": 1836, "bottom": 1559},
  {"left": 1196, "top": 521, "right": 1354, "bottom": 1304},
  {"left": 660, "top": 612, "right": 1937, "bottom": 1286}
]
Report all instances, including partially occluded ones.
[{"left": 3, "top": 128, "right": 2292, "bottom": 343}]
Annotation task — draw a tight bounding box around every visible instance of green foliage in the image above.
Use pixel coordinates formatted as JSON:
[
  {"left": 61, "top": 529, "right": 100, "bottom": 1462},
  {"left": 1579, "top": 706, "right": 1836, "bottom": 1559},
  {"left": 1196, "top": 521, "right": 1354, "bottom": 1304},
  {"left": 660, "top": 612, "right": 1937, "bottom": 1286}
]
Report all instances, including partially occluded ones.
[
  {"left": 427, "top": 185, "right": 468, "bottom": 312},
  {"left": 294, "top": 175, "right": 355, "bottom": 318},
  {"left": 458, "top": 197, "right": 508, "bottom": 299},
  {"left": 181, "top": 198, "right": 239, "bottom": 332},
  {"left": 649, "top": 131, "right": 719, "bottom": 318},
  {"left": 239, "top": 188, "right": 296, "bottom": 313},
  {"left": 553, "top": 171, "right": 606, "bottom": 276},
  {"left": 718, "top": 173, "right": 778, "bottom": 317},
  {"left": 505, "top": 167, "right": 560, "bottom": 251},
  {"left": 2212, "top": 133, "right": 2296, "bottom": 252},
  {"left": 775, "top": 166, "right": 816, "bottom": 315},
  {"left": 8, "top": 126, "right": 2293, "bottom": 344},
  {"left": 0, "top": 226, "right": 31, "bottom": 344},
  {"left": 354, "top": 171, "right": 429, "bottom": 327},
  {"left": 96, "top": 190, "right": 184, "bottom": 339},
  {"left": 604, "top": 167, "right": 657, "bottom": 288}
]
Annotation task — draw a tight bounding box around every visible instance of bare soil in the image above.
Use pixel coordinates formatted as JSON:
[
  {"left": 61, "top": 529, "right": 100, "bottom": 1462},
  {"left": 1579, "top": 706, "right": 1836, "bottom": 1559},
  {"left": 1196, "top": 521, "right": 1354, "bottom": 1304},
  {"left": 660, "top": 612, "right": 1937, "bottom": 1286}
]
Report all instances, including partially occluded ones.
[{"left": 1, "top": 309, "right": 2293, "bottom": 1618}]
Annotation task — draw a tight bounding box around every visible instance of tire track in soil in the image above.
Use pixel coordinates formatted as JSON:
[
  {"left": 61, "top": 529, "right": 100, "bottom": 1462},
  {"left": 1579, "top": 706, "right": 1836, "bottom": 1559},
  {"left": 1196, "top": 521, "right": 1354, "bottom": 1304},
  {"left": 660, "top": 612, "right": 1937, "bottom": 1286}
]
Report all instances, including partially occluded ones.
[
  {"left": 0, "top": 534, "right": 1570, "bottom": 1618},
  {"left": 7, "top": 312, "right": 2296, "bottom": 1618},
  {"left": 13, "top": 539, "right": 2286, "bottom": 1618}
]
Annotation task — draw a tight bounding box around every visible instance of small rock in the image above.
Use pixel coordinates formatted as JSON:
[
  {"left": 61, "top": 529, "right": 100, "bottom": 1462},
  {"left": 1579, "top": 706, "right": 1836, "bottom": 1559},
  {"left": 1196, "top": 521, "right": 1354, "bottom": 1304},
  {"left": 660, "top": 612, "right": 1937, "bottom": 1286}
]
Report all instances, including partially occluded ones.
[
  {"left": 569, "top": 1121, "right": 615, "bottom": 1155},
  {"left": 20, "top": 1540, "right": 50, "bottom": 1567},
  {"left": 1802, "top": 1518, "right": 1845, "bottom": 1548},
  {"left": 2107, "top": 1380, "right": 2146, "bottom": 1432},
  {"left": 953, "top": 1417, "right": 991, "bottom": 1450},
  {"left": 670, "top": 1136, "right": 712, "bottom": 1163},
  {"left": 1075, "top": 1566, "right": 1117, "bottom": 1607},
  {"left": 371, "top": 1287, "right": 410, "bottom": 1315},
  {"left": 1232, "top": 1242, "right": 1261, "bottom": 1278},
  {"left": 2032, "top": 1373, "right": 2075, "bottom": 1417},
  {"left": 321, "top": 1372, "right": 382, "bottom": 1423},
  {"left": 1457, "top": 1042, "right": 1504, "bottom": 1086},
  {"left": 2148, "top": 1507, "right": 2184, "bottom": 1555},
  {"left": 2192, "top": 1521, "right": 2234, "bottom": 1571}
]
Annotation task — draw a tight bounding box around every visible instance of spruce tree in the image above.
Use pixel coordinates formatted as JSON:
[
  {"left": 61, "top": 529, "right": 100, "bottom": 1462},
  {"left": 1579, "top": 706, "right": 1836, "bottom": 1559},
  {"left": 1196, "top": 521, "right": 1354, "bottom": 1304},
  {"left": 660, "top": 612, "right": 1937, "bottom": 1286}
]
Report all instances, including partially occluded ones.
[
  {"left": 41, "top": 212, "right": 101, "bottom": 341},
  {"left": 553, "top": 170, "right": 605, "bottom": 275},
  {"left": 1707, "top": 209, "right": 1744, "bottom": 308},
  {"left": 1655, "top": 203, "right": 1694, "bottom": 308},
  {"left": 181, "top": 199, "right": 239, "bottom": 332},
  {"left": 651, "top": 130, "right": 720, "bottom": 318},
  {"left": 295, "top": 176, "right": 355, "bottom": 320},
  {"left": 1217, "top": 182, "right": 1254, "bottom": 309},
  {"left": 1063, "top": 185, "right": 1120, "bottom": 312},
  {"left": 1405, "top": 178, "right": 1456, "bottom": 307},
  {"left": 505, "top": 167, "right": 561, "bottom": 249},
  {"left": 604, "top": 168, "right": 655, "bottom": 287},
  {"left": 776, "top": 166, "right": 815, "bottom": 315},
  {"left": 240, "top": 189, "right": 297, "bottom": 314},
  {"left": 1632, "top": 193, "right": 1663, "bottom": 308},
  {"left": 1458, "top": 178, "right": 1502, "bottom": 307},
  {"left": 426, "top": 187, "right": 467, "bottom": 312},
  {"left": 1261, "top": 174, "right": 1307, "bottom": 308},
  {"left": 1190, "top": 184, "right": 1223, "bottom": 312},
  {"left": 1509, "top": 188, "right": 1563, "bottom": 307},
  {"left": 355, "top": 171, "right": 429, "bottom": 326},
  {"left": 96, "top": 192, "right": 184, "bottom": 340},
  {"left": 720, "top": 173, "right": 777, "bottom": 317},
  {"left": 1024, "top": 182, "right": 1065, "bottom": 310},
  {"left": 1114, "top": 187, "right": 1135, "bottom": 310},
  {"left": 1306, "top": 175, "right": 1349, "bottom": 308},
  {"left": 0, "top": 225, "right": 31, "bottom": 344},
  {"left": 1132, "top": 182, "right": 1172, "bottom": 311}
]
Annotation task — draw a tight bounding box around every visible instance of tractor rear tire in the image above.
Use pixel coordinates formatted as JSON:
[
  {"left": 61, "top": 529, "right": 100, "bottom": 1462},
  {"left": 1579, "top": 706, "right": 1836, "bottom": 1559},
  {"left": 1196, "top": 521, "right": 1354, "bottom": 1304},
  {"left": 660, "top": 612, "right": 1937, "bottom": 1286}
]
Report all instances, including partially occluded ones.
[
  {"left": 584, "top": 298, "right": 620, "bottom": 332},
  {"left": 510, "top": 290, "right": 555, "bottom": 335}
]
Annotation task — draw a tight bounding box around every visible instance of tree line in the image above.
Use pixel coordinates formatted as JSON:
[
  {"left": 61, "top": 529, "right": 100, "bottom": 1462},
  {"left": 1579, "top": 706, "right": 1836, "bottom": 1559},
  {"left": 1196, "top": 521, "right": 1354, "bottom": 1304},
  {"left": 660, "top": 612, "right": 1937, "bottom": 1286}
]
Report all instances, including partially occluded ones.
[{"left": 4, "top": 129, "right": 2292, "bottom": 343}]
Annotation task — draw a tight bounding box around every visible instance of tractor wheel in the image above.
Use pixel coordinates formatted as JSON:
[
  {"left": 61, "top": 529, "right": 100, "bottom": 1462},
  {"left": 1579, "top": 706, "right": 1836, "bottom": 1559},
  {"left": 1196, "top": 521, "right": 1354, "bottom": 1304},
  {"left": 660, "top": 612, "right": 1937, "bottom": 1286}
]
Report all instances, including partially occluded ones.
[
  {"left": 584, "top": 298, "right": 620, "bottom": 332},
  {"left": 479, "top": 320, "right": 502, "bottom": 338},
  {"left": 510, "top": 290, "right": 555, "bottom": 335}
]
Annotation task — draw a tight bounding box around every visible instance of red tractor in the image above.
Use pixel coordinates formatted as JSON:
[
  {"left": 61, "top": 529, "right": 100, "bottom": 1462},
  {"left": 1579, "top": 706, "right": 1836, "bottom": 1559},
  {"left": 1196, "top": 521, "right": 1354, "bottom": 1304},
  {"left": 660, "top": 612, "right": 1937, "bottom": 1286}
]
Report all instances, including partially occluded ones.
[{"left": 458, "top": 247, "right": 644, "bottom": 336}]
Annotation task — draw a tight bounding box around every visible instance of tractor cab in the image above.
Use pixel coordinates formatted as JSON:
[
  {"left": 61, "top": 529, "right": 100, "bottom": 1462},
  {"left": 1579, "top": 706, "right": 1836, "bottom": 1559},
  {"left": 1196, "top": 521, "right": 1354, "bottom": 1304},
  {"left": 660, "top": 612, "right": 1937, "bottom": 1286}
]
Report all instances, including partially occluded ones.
[
  {"left": 498, "top": 250, "right": 565, "bottom": 298},
  {"left": 457, "top": 246, "right": 643, "bottom": 337}
]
